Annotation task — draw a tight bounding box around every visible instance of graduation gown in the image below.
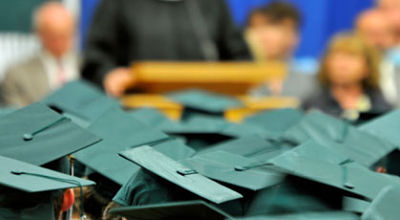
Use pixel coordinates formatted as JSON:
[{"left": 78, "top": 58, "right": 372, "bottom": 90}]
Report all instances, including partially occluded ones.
[{"left": 82, "top": 0, "right": 252, "bottom": 87}]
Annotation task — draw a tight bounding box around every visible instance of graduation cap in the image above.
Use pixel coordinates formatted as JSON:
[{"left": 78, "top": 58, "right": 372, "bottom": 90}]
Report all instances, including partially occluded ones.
[
  {"left": 199, "top": 135, "right": 290, "bottom": 162},
  {"left": 109, "top": 200, "right": 232, "bottom": 220},
  {"left": 0, "top": 107, "right": 16, "bottom": 118},
  {"left": 181, "top": 150, "right": 284, "bottom": 191},
  {"left": 360, "top": 110, "right": 400, "bottom": 146},
  {"left": 41, "top": 80, "right": 119, "bottom": 126},
  {"left": 0, "top": 155, "right": 94, "bottom": 219},
  {"left": 268, "top": 141, "right": 400, "bottom": 200},
  {"left": 73, "top": 107, "right": 170, "bottom": 185},
  {"left": 167, "top": 89, "right": 243, "bottom": 114},
  {"left": 119, "top": 146, "right": 243, "bottom": 204},
  {"left": 165, "top": 115, "right": 269, "bottom": 138},
  {"left": 280, "top": 111, "right": 396, "bottom": 167},
  {"left": 128, "top": 108, "right": 181, "bottom": 131},
  {"left": 361, "top": 186, "right": 400, "bottom": 220},
  {"left": 0, "top": 103, "right": 101, "bottom": 166},
  {"left": 243, "top": 109, "right": 303, "bottom": 135},
  {"left": 235, "top": 211, "right": 359, "bottom": 220}
]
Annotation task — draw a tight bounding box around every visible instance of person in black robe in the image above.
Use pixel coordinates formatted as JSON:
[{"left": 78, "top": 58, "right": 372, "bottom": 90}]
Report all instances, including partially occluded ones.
[{"left": 82, "top": 0, "right": 252, "bottom": 96}]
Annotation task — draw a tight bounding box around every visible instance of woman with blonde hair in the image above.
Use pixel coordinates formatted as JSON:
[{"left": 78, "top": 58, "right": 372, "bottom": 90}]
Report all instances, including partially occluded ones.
[{"left": 303, "top": 33, "right": 392, "bottom": 121}]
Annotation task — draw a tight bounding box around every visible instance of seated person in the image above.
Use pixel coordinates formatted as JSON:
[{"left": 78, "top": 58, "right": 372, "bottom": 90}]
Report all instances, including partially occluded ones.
[
  {"left": 2, "top": 2, "right": 79, "bottom": 107},
  {"left": 303, "top": 33, "right": 392, "bottom": 121},
  {"left": 246, "top": 1, "right": 318, "bottom": 102},
  {"left": 356, "top": 9, "right": 400, "bottom": 106}
]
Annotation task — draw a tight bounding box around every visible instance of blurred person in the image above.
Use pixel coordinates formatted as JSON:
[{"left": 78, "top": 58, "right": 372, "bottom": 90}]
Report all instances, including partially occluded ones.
[
  {"left": 356, "top": 9, "right": 400, "bottom": 106},
  {"left": 246, "top": 1, "right": 318, "bottom": 102},
  {"left": 82, "top": 0, "right": 252, "bottom": 97},
  {"left": 1, "top": 2, "right": 79, "bottom": 107},
  {"left": 303, "top": 34, "right": 392, "bottom": 122},
  {"left": 377, "top": 0, "right": 400, "bottom": 43},
  {"left": 356, "top": 9, "right": 396, "bottom": 52}
]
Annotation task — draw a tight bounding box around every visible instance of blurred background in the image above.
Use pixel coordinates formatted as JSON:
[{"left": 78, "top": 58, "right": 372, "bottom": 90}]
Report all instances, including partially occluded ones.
[{"left": 0, "top": 0, "right": 374, "bottom": 81}]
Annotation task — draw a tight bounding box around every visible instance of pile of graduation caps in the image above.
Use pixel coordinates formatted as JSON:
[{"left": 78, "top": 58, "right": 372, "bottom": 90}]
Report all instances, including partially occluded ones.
[{"left": 1, "top": 80, "right": 400, "bottom": 220}]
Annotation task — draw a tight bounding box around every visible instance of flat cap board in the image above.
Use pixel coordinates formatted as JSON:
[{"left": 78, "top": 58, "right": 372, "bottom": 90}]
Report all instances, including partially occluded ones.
[
  {"left": 343, "top": 197, "right": 370, "bottom": 214},
  {"left": 110, "top": 200, "right": 232, "bottom": 220},
  {"left": 360, "top": 110, "right": 400, "bottom": 146},
  {"left": 236, "top": 212, "right": 359, "bottom": 220},
  {"left": 281, "top": 111, "right": 396, "bottom": 167},
  {"left": 73, "top": 108, "right": 169, "bottom": 185},
  {"left": 244, "top": 108, "right": 303, "bottom": 134},
  {"left": 167, "top": 89, "right": 243, "bottom": 113},
  {"left": 199, "top": 135, "right": 288, "bottom": 161},
  {"left": 42, "top": 80, "right": 119, "bottom": 123},
  {"left": 361, "top": 186, "right": 400, "bottom": 220},
  {"left": 119, "top": 146, "right": 243, "bottom": 204},
  {"left": 0, "top": 155, "right": 94, "bottom": 193},
  {"left": 269, "top": 141, "right": 400, "bottom": 200},
  {"left": 164, "top": 115, "right": 268, "bottom": 138},
  {"left": 0, "top": 103, "right": 101, "bottom": 165},
  {"left": 182, "top": 151, "right": 284, "bottom": 191}
]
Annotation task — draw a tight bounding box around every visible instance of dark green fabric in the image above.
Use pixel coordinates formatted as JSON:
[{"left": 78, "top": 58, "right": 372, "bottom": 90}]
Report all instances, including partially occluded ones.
[
  {"left": 73, "top": 107, "right": 168, "bottom": 185},
  {"left": 244, "top": 176, "right": 344, "bottom": 216},
  {"left": 0, "top": 103, "right": 101, "bottom": 165},
  {"left": 110, "top": 200, "right": 232, "bottom": 220},
  {"left": 237, "top": 211, "right": 358, "bottom": 220}
]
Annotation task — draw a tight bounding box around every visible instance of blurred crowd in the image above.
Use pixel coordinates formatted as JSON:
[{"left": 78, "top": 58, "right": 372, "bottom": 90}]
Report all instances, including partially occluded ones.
[{"left": 2, "top": 0, "right": 400, "bottom": 122}]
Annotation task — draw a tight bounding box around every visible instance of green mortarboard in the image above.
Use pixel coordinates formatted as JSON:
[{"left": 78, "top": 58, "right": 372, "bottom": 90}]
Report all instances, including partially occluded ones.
[
  {"left": 199, "top": 135, "right": 289, "bottom": 162},
  {"left": 0, "top": 155, "right": 94, "bottom": 219},
  {"left": 0, "top": 155, "right": 94, "bottom": 193},
  {"left": 343, "top": 196, "right": 370, "bottom": 214},
  {"left": 361, "top": 186, "right": 400, "bottom": 220},
  {"left": 244, "top": 175, "right": 345, "bottom": 216},
  {"left": 119, "top": 146, "right": 243, "bottom": 204},
  {"left": 268, "top": 141, "right": 400, "bottom": 200},
  {"left": 281, "top": 111, "right": 396, "bottom": 167},
  {"left": 235, "top": 211, "right": 359, "bottom": 220},
  {"left": 360, "top": 110, "right": 400, "bottom": 146},
  {"left": 0, "top": 103, "right": 101, "bottom": 166},
  {"left": 243, "top": 109, "right": 303, "bottom": 135},
  {"left": 181, "top": 150, "right": 284, "bottom": 191},
  {"left": 167, "top": 89, "right": 242, "bottom": 114},
  {"left": 73, "top": 108, "right": 170, "bottom": 185},
  {"left": 165, "top": 115, "right": 269, "bottom": 138},
  {"left": 41, "top": 80, "right": 119, "bottom": 127},
  {"left": 0, "top": 107, "right": 16, "bottom": 118},
  {"left": 109, "top": 200, "right": 232, "bottom": 220},
  {"left": 128, "top": 108, "right": 181, "bottom": 131}
]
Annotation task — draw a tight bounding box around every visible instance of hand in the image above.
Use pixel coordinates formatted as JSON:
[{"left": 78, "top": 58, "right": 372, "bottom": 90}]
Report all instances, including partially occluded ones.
[{"left": 103, "top": 68, "right": 136, "bottom": 97}]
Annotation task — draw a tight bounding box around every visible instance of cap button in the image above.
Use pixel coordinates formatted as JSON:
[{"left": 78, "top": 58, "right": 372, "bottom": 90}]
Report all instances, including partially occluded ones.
[{"left": 23, "top": 133, "right": 33, "bottom": 141}]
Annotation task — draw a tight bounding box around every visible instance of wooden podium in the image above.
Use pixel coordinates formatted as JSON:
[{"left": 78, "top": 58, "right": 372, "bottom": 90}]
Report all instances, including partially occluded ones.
[
  {"left": 123, "top": 62, "right": 299, "bottom": 121},
  {"left": 131, "top": 62, "right": 287, "bottom": 95}
]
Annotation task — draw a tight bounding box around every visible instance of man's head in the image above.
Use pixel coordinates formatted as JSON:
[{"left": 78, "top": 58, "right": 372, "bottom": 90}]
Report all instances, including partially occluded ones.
[
  {"left": 356, "top": 9, "right": 396, "bottom": 51},
  {"left": 377, "top": 0, "right": 400, "bottom": 43},
  {"left": 34, "top": 2, "right": 75, "bottom": 58},
  {"left": 246, "top": 1, "right": 301, "bottom": 60}
]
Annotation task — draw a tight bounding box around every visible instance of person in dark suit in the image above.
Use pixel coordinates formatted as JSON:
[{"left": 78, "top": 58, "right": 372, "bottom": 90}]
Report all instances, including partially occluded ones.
[
  {"left": 303, "top": 33, "right": 392, "bottom": 122},
  {"left": 82, "top": 0, "right": 251, "bottom": 97}
]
